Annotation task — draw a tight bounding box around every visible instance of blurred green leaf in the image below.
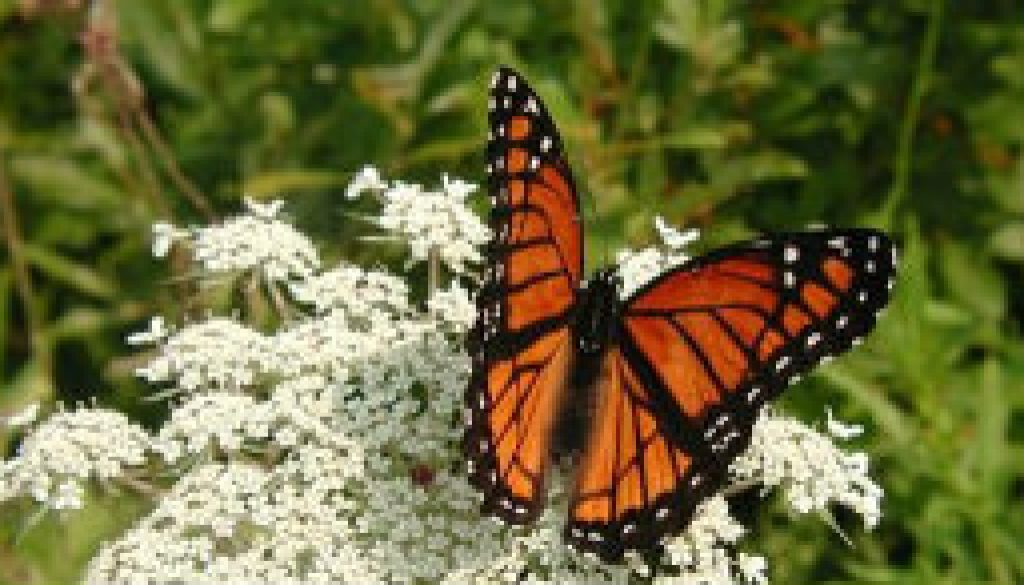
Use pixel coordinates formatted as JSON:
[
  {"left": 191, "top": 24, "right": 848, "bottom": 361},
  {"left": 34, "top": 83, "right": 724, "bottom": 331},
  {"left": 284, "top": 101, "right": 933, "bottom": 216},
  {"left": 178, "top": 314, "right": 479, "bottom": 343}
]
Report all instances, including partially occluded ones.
[
  {"left": 989, "top": 222, "right": 1024, "bottom": 261},
  {"left": 662, "top": 126, "right": 730, "bottom": 149},
  {"left": 23, "top": 245, "right": 117, "bottom": 300},
  {"left": 9, "top": 156, "right": 120, "bottom": 211},
  {"left": 938, "top": 239, "right": 1007, "bottom": 322},
  {"left": 117, "top": 2, "right": 205, "bottom": 97},
  {"left": 240, "top": 169, "right": 349, "bottom": 198},
  {"left": 209, "top": 0, "right": 263, "bottom": 32}
]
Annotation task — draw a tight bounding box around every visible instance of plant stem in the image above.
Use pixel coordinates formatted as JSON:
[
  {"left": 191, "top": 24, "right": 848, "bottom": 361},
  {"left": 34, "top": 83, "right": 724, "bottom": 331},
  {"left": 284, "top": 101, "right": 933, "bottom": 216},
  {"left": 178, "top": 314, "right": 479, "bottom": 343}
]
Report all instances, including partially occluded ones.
[
  {"left": 427, "top": 245, "right": 441, "bottom": 301},
  {"left": 132, "top": 89, "right": 215, "bottom": 221},
  {"left": 0, "top": 159, "right": 53, "bottom": 386},
  {"left": 882, "top": 0, "right": 944, "bottom": 227}
]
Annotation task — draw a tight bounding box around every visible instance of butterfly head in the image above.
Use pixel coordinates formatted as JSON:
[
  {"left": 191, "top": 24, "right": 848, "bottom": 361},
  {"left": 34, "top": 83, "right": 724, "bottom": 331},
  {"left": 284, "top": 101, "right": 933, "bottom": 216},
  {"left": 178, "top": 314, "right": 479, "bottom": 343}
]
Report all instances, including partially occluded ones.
[{"left": 575, "top": 268, "right": 622, "bottom": 357}]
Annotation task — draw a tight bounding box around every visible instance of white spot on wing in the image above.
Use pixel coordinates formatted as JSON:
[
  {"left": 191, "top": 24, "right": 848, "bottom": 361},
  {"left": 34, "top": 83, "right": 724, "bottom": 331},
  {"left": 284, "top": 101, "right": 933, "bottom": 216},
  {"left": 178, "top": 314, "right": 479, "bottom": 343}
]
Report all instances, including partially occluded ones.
[{"left": 785, "top": 245, "right": 799, "bottom": 264}]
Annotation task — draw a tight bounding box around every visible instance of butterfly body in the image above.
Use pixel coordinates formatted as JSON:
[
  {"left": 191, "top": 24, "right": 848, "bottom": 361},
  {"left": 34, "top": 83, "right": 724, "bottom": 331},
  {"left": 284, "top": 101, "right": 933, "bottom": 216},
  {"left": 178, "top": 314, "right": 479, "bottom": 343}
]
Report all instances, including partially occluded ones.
[
  {"left": 573, "top": 269, "right": 623, "bottom": 367},
  {"left": 550, "top": 269, "right": 623, "bottom": 456},
  {"left": 464, "top": 66, "right": 897, "bottom": 562}
]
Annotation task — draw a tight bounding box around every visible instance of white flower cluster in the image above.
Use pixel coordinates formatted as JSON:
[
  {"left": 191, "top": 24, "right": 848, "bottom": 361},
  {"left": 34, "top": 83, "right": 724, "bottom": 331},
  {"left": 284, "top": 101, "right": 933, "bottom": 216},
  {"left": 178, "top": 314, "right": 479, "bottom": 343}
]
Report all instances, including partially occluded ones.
[
  {"left": 136, "top": 317, "right": 272, "bottom": 391},
  {"left": 658, "top": 497, "right": 765, "bottom": 585},
  {"left": 732, "top": 408, "right": 883, "bottom": 529},
  {"left": 153, "top": 197, "right": 320, "bottom": 282},
  {"left": 348, "top": 166, "right": 490, "bottom": 273},
  {"left": 0, "top": 172, "right": 883, "bottom": 584},
  {"left": 0, "top": 407, "right": 151, "bottom": 510},
  {"left": 616, "top": 216, "right": 700, "bottom": 298},
  {"left": 290, "top": 264, "right": 410, "bottom": 316}
]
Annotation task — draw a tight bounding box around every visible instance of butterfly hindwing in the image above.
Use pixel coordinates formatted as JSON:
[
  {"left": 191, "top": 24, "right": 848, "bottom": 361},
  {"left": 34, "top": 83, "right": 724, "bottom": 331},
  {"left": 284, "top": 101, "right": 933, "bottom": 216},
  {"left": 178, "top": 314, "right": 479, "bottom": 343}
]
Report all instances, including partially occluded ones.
[
  {"left": 464, "top": 67, "right": 583, "bottom": 523},
  {"left": 566, "top": 228, "right": 896, "bottom": 560},
  {"left": 566, "top": 347, "right": 711, "bottom": 560}
]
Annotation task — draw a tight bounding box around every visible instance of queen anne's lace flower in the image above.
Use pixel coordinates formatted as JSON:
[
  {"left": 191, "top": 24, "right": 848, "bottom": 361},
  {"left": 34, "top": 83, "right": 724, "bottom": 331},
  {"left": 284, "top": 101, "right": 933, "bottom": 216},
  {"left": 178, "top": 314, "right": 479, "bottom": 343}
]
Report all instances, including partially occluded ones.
[
  {"left": 355, "top": 171, "right": 490, "bottom": 274},
  {"left": 731, "top": 409, "right": 884, "bottom": 528},
  {"left": 616, "top": 216, "right": 698, "bottom": 298},
  {"left": 151, "top": 222, "right": 188, "bottom": 258},
  {"left": 189, "top": 197, "right": 319, "bottom": 281},
  {"left": 428, "top": 280, "right": 477, "bottom": 330},
  {"left": 0, "top": 407, "right": 150, "bottom": 510},
  {"left": 658, "top": 496, "right": 761, "bottom": 585},
  {"left": 0, "top": 173, "right": 883, "bottom": 584},
  {"left": 1, "top": 402, "right": 40, "bottom": 429},
  {"left": 289, "top": 264, "right": 410, "bottom": 317},
  {"left": 136, "top": 317, "right": 271, "bottom": 391},
  {"left": 344, "top": 164, "right": 388, "bottom": 199}
]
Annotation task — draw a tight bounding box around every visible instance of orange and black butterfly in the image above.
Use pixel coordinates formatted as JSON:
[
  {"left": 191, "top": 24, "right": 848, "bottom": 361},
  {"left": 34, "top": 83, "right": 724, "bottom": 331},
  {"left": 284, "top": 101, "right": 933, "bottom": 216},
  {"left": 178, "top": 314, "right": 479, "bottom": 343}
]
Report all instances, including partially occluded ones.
[{"left": 464, "top": 67, "right": 897, "bottom": 562}]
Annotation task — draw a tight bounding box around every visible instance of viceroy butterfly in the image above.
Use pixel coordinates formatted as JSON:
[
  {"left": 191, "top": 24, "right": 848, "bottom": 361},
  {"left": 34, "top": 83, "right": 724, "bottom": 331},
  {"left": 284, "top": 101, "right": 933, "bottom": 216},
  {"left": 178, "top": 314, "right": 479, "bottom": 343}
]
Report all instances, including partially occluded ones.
[{"left": 464, "top": 66, "right": 897, "bottom": 562}]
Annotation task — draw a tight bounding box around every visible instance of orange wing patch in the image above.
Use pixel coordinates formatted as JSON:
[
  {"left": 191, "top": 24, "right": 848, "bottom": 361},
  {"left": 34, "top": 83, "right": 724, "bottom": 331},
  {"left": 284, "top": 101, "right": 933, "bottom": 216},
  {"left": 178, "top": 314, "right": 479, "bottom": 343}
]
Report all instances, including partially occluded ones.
[
  {"left": 508, "top": 115, "right": 531, "bottom": 139},
  {"left": 488, "top": 330, "right": 571, "bottom": 499},
  {"left": 567, "top": 350, "right": 707, "bottom": 557},
  {"left": 467, "top": 328, "right": 572, "bottom": 518}
]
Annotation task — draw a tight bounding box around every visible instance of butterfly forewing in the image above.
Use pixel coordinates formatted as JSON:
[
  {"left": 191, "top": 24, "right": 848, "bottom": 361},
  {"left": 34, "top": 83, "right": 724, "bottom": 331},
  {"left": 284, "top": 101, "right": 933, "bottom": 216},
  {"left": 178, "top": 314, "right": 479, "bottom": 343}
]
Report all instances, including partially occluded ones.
[
  {"left": 464, "top": 67, "right": 584, "bottom": 523},
  {"left": 566, "top": 228, "right": 896, "bottom": 561}
]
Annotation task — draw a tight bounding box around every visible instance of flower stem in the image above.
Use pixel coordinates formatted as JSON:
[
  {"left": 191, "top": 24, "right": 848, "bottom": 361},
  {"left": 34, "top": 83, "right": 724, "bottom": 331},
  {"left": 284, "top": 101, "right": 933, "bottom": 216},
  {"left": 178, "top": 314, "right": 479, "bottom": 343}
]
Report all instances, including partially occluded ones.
[
  {"left": 0, "top": 159, "right": 53, "bottom": 388},
  {"left": 427, "top": 245, "right": 441, "bottom": 301},
  {"left": 881, "top": 0, "right": 944, "bottom": 228}
]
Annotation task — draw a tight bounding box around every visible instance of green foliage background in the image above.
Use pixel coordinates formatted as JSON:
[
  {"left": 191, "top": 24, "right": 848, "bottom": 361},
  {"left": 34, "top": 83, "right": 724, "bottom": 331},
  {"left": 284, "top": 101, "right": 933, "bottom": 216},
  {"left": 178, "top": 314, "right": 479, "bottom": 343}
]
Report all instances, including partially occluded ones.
[{"left": 1, "top": 0, "right": 1022, "bottom": 583}]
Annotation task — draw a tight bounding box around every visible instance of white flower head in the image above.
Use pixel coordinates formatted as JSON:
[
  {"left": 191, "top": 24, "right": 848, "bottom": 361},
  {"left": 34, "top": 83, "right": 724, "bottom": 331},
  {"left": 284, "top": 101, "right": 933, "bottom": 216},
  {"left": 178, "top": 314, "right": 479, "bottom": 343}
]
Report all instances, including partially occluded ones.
[
  {"left": 189, "top": 203, "right": 319, "bottom": 282},
  {"left": 659, "top": 496, "right": 761, "bottom": 584},
  {"left": 826, "top": 406, "right": 865, "bottom": 440},
  {"left": 655, "top": 215, "right": 701, "bottom": 250},
  {"left": 616, "top": 216, "right": 700, "bottom": 298},
  {"left": 0, "top": 407, "right": 151, "bottom": 510},
  {"left": 125, "top": 316, "right": 169, "bottom": 346},
  {"left": 290, "top": 264, "right": 410, "bottom": 317},
  {"left": 370, "top": 174, "right": 489, "bottom": 274},
  {"left": 427, "top": 280, "right": 476, "bottom": 329},
  {"left": 136, "top": 317, "right": 271, "bottom": 392},
  {"left": 244, "top": 197, "right": 286, "bottom": 219},
  {"left": 731, "top": 409, "right": 883, "bottom": 529},
  {"left": 2, "top": 403, "right": 40, "bottom": 429},
  {"left": 345, "top": 165, "right": 389, "bottom": 199},
  {"left": 151, "top": 221, "right": 188, "bottom": 258}
]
